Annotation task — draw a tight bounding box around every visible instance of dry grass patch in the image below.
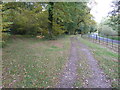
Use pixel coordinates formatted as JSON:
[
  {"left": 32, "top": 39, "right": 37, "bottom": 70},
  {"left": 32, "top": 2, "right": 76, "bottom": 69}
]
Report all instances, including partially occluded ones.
[{"left": 2, "top": 36, "right": 70, "bottom": 88}]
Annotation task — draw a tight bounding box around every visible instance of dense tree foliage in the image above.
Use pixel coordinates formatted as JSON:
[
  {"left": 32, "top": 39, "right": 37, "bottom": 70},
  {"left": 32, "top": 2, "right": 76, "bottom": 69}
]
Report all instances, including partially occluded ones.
[
  {"left": 97, "top": 0, "right": 119, "bottom": 36},
  {"left": 98, "top": 24, "right": 118, "bottom": 36},
  {"left": 0, "top": 2, "right": 2, "bottom": 40},
  {"left": 107, "top": 0, "right": 120, "bottom": 35},
  {"left": 98, "top": 17, "right": 118, "bottom": 36},
  {"left": 1, "top": 2, "right": 96, "bottom": 39}
]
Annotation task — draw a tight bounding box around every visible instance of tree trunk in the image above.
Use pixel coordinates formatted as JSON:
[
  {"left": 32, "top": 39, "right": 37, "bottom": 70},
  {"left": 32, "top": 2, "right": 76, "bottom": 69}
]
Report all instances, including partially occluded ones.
[{"left": 48, "top": 2, "right": 54, "bottom": 39}]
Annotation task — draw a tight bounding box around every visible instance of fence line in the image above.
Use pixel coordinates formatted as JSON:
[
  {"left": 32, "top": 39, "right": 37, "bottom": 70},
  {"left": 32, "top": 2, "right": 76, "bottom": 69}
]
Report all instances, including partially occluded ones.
[{"left": 82, "top": 34, "right": 119, "bottom": 52}]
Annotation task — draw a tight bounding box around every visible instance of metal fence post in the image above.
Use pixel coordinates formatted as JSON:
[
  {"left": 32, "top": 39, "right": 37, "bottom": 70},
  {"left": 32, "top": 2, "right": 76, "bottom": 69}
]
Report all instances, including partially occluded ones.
[
  {"left": 99, "top": 35, "right": 100, "bottom": 44},
  {"left": 112, "top": 35, "right": 113, "bottom": 48},
  {"left": 96, "top": 35, "right": 97, "bottom": 43},
  {"left": 92, "top": 35, "right": 94, "bottom": 42},
  {"left": 107, "top": 35, "right": 108, "bottom": 45},
  {"left": 103, "top": 35, "right": 104, "bottom": 44}
]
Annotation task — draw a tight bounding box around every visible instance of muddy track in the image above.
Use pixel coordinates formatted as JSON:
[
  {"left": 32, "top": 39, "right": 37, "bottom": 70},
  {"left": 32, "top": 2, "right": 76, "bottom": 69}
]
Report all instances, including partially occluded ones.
[{"left": 57, "top": 36, "right": 111, "bottom": 88}]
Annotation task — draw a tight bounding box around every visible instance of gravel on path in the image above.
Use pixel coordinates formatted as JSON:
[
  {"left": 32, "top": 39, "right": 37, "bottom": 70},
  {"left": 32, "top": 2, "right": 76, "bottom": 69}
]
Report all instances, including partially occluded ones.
[{"left": 56, "top": 36, "right": 111, "bottom": 88}]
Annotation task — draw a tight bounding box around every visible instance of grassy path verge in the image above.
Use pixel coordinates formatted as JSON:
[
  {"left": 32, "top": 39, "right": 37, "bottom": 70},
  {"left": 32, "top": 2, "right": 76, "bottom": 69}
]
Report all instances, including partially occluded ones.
[
  {"left": 2, "top": 35, "right": 119, "bottom": 88},
  {"left": 2, "top": 36, "right": 70, "bottom": 88},
  {"left": 76, "top": 35, "right": 119, "bottom": 88}
]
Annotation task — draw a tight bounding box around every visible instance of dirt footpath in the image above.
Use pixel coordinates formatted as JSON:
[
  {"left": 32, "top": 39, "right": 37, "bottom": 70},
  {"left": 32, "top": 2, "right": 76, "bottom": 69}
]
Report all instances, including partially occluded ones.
[
  {"left": 57, "top": 37, "right": 79, "bottom": 88},
  {"left": 57, "top": 37, "right": 111, "bottom": 88}
]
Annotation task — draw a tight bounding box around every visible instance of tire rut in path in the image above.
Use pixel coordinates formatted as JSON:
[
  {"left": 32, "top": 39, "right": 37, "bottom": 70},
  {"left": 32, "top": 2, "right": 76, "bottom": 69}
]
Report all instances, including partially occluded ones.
[
  {"left": 57, "top": 37, "right": 79, "bottom": 88},
  {"left": 76, "top": 37, "right": 111, "bottom": 88},
  {"left": 56, "top": 37, "right": 111, "bottom": 88}
]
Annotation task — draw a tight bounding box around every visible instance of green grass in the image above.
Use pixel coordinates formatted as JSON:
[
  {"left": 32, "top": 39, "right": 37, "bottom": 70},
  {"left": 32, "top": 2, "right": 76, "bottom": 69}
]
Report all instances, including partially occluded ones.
[
  {"left": 2, "top": 35, "right": 119, "bottom": 88},
  {"left": 108, "top": 36, "right": 120, "bottom": 41},
  {"left": 77, "top": 35, "right": 119, "bottom": 88},
  {"left": 0, "top": 48, "right": 2, "bottom": 88},
  {"left": 74, "top": 45, "right": 92, "bottom": 88},
  {"left": 0, "top": 41, "right": 2, "bottom": 48},
  {"left": 100, "top": 35, "right": 120, "bottom": 41},
  {"left": 2, "top": 35, "right": 70, "bottom": 88}
]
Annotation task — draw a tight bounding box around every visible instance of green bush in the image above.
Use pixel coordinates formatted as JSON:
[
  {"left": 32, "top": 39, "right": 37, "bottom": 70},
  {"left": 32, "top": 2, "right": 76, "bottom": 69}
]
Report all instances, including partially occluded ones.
[
  {"left": 2, "top": 33, "right": 11, "bottom": 41},
  {"left": 2, "top": 33, "right": 11, "bottom": 47},
  {"left": 108, "top": 36, "right": 120, "bottom": 40},
  {"left": 10, "top": 7, "right": 49, "bottom": 36},
  {"left": 98, "top": 25, "right": 118, "bottom": 36}
]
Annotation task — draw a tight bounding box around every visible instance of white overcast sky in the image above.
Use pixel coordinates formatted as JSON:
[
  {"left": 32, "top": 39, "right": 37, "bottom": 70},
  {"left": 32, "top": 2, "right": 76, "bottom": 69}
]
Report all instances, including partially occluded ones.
[{"left": 90, "top": 0, "right": 114, "bottom": 23}]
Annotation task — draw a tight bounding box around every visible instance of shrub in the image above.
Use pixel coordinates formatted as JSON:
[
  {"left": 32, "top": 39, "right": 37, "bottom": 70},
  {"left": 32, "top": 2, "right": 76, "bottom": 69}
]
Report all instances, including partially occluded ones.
[
  {"left": 98, "top": 25, "right": 118, "bottom": 36},
  {"left": 2, "top": 33, "right": 11, "bottom": 47},
  {"left": 2, "top": 33, "right": 11, "bottom": 41}
]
